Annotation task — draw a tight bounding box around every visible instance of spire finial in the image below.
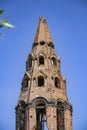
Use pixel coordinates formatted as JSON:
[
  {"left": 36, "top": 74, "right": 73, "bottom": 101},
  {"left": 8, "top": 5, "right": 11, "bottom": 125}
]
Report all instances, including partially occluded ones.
[{"left": 34, "top": 17, "right": 52, "bottom": 43}]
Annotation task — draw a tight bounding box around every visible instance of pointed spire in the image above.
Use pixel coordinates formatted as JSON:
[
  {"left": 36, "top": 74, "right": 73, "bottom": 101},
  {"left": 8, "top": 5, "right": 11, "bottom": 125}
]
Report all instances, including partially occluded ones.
[{"left": 34, "top": 17, "right": 52, "bottom": 43}]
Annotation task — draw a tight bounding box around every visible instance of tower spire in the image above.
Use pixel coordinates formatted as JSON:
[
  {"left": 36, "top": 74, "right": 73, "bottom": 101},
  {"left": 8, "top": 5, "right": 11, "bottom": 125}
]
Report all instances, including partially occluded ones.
[
  {"left": 15, "top": 17, "right": 72, "bottom": 130},
  {"left": 34, "top": 17, "right": 52, "bottom": 43}
]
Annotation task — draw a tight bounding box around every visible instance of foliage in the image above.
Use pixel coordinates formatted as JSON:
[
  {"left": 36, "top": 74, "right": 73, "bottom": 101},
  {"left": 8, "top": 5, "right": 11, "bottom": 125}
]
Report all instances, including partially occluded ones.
[{"left": 0, "top": 10, "right": 14, "bottom": 28}]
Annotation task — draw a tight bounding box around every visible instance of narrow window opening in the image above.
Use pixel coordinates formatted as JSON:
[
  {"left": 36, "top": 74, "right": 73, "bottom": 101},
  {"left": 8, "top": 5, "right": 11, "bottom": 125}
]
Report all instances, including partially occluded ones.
[
  {"left": 22, "top": 79, "right": 28, "bottom": 90},
  {"left": 52, "top": 57, "right": 57, "bottom": 66},
  {"left": 36, "top": 102, "right": 48, "bottom": 130},
  {"left": 38, "top": 76, "right": 44, "bottom": 86},
  {"left": 40, "top": 41, "right": 45, "bottom": 45},
  {"left": 18, "top": 101, "right": 26, "bottom": 130},
  {"left": 48, "top": 42, "right": 54, "bottom": 49},
  {"left": 55, "top": 77, "right": 60, "bottom": 88},
  {"left": 19, "top": 125, "right": 24, "bottom": 130},
  {"left": 57, "top": 102, "right": 64, "bottom": 130},
  {"left": 25, "top": 79, "right": 28, "bottom": 88},
  {"left": 32, "top": 42, "right": 38, "bottom": 49},
  {"left": 29, "top": 58, "right": 32, "bottom": 67},
  {"left": 39, "top": 56, "right": 44, "bottom": 65},
  {"left": 28, "top": 55, "right": 33, "bottom": 68}
]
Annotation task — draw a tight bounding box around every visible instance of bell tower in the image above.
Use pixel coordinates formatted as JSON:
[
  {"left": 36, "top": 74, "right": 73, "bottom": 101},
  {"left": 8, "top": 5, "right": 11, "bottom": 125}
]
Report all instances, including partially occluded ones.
[{"left": 15, "top": 17, "right": 72, "bottom": 130}]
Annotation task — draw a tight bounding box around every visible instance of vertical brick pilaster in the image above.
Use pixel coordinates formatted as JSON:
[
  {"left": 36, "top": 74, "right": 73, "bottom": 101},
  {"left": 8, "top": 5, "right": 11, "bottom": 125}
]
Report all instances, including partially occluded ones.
[
  {"left": 65, "top": 108, "right": 72, "bottom": 130},
  {"left": 46, "top": 106, "right": 57, "bottom": 130},
  {"left": 29, "top": 107, "right": 36, "bottom": 130}
]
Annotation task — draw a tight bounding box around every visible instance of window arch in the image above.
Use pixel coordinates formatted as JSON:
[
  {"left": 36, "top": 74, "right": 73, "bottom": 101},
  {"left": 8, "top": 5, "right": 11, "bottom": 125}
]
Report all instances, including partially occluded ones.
[
  {"left": 38, "top": 76, "right": 44, "bottom": 86},
  {"left": 55, "top": 77, "right": 60, "bottom": 88},
  {"left": 39, "top": 56, "right": 44, "bottom": 65},
  {"left": 52, "top": 57, "right": 57, "bottom": 66},
  {"left": 57, "top": 102, "right": 64, "bottom": 130}
]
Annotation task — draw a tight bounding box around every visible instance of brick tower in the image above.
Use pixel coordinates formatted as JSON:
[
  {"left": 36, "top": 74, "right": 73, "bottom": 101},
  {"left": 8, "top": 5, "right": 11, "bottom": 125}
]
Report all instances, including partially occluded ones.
[{"left": 15, "top": 17, "right": 72, "bottom": 130}]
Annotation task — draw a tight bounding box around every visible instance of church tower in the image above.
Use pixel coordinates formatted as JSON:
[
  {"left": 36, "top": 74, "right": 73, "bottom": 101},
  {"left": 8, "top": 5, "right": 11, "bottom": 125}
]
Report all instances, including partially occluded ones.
[{"left": 15, "top": 17, "right": 72, "bottom": 130}]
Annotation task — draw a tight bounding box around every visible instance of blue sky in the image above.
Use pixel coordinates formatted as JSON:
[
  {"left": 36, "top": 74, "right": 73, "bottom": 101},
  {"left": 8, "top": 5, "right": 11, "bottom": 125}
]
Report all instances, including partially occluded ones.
[{"left": 0, "top": 0, "right": 87, "bottom": 130}]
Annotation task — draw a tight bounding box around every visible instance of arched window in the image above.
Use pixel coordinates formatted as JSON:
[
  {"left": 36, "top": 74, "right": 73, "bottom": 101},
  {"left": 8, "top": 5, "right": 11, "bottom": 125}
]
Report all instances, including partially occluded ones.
[
  {"left": 35, "top": 101, "right": 48, "bottom": 130},
  {"left": 52, "top": 57, "right": 57, "bottom": 66},
  {"left": 17, "top": 101, "right": 26, "bottom": 130},
  {"left": 57, "top": 102, "right": 64, "bottom": 130},
  {"left": 40, "top": 41, "right": 45, "bottom": 45},
  {"left": 32, "top": 42, "right": 38, "bottom": 49},
  {"left": 39, "top": 56, "right": 44, "bottom": 65},
  {"left": 22, "top": 79, "right": 28, "bottom": 90},
  {"left": 29, "top": 58, "right": 32, "bottom": 67},
  {"left": 55, "top": 77, "right": 60, "bottom": 88},
  {"left": 38, "top": 76, "right": 44, "bottom": 86},
  {"left": 24, "top": 79, "right": 28, "bottom": 88},
  {"left": 27, "top": 54, "right": 33, "bottom": 69},
  {"left": 48, "top": 42, "right": 54, "bottom": 49}
]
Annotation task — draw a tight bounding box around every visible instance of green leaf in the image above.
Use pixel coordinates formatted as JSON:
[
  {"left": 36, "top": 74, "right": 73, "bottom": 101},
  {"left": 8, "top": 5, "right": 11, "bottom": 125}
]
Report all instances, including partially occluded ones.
[
  {"left": 0, "top": 19, "right": 15, "bottom": 28},
  {"left": 0, "top": 10, "right": 4, "bottom": 15},
  {"left": 3, "top": 21, "right": 15, "bottom": 28}
]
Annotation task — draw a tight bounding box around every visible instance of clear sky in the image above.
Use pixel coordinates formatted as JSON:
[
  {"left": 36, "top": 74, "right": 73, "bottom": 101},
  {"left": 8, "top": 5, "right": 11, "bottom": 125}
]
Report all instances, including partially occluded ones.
[{"left": 0, "top": 0, "right": 87, "bottom": 130}]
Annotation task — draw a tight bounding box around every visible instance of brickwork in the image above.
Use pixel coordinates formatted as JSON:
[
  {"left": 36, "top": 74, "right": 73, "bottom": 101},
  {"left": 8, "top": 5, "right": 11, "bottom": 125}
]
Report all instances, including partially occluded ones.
[
  {"left": 46, "top": 106, "right": 57, "bottom": 130},
  {"left": 15, "top": 17, "right": 72, "bottom": 130},
  {"left": 29, "top": 107, "right": 36, "bottom": 130},
  {"left": 65, "top": 108, "right": 72, "bottom": 130}
]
